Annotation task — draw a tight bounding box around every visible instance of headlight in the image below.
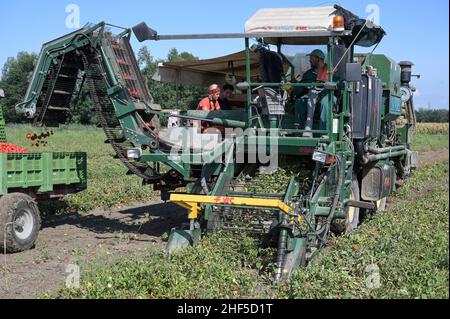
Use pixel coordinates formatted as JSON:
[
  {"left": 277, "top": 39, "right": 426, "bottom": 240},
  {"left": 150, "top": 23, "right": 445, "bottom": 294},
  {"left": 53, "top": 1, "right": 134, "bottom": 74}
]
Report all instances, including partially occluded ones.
[
  {"left": 312, "top": 151, "right": 336, "bottom": 164},
  {"left": 126, "top": 148, "right": 142, "bottom": 159},
  {"left": 312, "top": 151, "right": 328, "bottom": 163}
]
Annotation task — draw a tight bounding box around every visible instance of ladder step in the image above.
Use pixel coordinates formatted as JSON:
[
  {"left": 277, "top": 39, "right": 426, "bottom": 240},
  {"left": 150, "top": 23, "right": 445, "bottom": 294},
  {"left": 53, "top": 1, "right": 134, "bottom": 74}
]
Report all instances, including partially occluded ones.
[
  {"left": 58, "top": 74, "right": 79, "bottom": 80},
  {"left": 104, "top": 129, "right": 125, "bottom": 136},
  {"left": 48, "top": 106, "right": 70, "bottom": 111},
  {"left": 61, "top": 61, "right": 83, "bottom": 69},
  {"left": 53, "top": 90, "right": 71, "bottom": 95},
  {"left": 104, "top": 137, "right": 126, "bottom": 144}
]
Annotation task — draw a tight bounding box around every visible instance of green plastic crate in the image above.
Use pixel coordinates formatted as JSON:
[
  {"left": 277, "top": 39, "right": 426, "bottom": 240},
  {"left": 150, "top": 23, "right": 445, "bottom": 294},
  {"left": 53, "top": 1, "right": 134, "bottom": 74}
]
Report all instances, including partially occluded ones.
[{"left": 0, "top": 152, "right": 87, "bottom": 196}]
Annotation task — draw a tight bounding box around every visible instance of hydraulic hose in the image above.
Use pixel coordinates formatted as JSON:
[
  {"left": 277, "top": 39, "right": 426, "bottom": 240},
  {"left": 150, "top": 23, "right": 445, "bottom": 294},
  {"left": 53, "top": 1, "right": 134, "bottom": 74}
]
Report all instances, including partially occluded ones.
[
  {"left": 276, "top": 155, "right": 343, "bottom": 279},
  {"left": 367, "top": 145, "right": 406, "bottom": 154},
  {"left": 363, "top": 150, "right": 407, "bottom": 163},
  {"left": 323, "top": 154, "right": 343, "bottom": 243},
  {"left": 312, "top": 154, "right": 343, "bottom": 245}
]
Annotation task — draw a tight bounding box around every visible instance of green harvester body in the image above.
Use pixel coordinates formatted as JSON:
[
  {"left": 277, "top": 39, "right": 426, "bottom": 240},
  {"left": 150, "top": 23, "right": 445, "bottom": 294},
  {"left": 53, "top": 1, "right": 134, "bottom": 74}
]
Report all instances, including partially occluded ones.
[{"left": 14, "top": 5, "right": 418, "bottom": 277}]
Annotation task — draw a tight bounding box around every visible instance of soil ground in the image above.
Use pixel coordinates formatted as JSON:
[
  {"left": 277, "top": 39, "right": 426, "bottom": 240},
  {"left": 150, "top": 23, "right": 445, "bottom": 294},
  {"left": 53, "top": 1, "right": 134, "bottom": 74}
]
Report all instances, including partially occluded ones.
[
  {"left": 0, "top": 202, "right": 186, "bottom": 298},
  {"left": 0, "top": 149, "right": 448, "bottom": 299}
]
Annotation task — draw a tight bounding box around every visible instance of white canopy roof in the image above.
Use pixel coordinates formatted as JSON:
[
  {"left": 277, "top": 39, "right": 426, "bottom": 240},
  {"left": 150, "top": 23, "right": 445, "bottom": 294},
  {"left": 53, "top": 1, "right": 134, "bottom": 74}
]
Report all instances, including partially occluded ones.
[{"left": 245, "top": 6, "right": 337, "bottom": 34}]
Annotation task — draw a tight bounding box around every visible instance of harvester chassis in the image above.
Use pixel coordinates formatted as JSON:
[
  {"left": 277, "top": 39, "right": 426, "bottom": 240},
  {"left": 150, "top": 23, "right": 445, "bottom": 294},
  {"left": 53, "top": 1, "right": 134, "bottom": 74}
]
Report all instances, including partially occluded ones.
[{"left": 15, "top": 5, "right": 418, "bottom": 278}]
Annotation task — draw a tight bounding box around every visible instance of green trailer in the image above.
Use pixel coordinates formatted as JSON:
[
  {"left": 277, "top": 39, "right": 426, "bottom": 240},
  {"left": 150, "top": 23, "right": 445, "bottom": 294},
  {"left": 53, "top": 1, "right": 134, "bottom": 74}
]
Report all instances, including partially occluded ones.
[
  {"left": 0, "top": 89, "right": 87, "bottom": 253},
  {"left": 0, "top": 152, "right": 87, "bottom": 197}
]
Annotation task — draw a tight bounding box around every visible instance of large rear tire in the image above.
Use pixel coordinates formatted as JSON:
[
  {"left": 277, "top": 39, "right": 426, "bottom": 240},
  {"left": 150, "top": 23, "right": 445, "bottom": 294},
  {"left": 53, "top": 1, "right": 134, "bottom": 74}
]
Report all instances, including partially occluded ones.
[{"left": 0, "top": 193, "right": 41, "bottom": 253}]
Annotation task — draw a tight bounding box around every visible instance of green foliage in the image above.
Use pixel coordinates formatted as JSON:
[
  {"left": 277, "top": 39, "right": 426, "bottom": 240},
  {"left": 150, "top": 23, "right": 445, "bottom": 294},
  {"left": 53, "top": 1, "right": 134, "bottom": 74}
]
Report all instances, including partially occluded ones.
[
  {"left": 0, "top": 52, "right": 37, "bottom": 123},
  {"left": 68, "top": 85, "right": 98, "bottom": 125},
  {"left": 280, "top": 161, "right": 449, "bottom": 299},
  {"left": 167, "top": 48, "right": 198, "bottom": 62},
  {"left": 415, "top": 108, "right": 449, "bottom": 123},
  {"left": 412, "top": 134, "right": 449, "bottom": 152},
  {"left": 51, "top": 232, "right": 266, "bottom": 299},
  {"left": 138, "top": 46, "right": 204, "bottom": 111}
]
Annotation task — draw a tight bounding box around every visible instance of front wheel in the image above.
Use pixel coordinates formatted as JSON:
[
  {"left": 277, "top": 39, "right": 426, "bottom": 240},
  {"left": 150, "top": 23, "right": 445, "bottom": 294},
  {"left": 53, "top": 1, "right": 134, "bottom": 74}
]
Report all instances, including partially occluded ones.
[
  {"left": 345, "top": 177, "right": 360, "bottom": 232},
  {"left": 374, "top": 197, "right": 387, "bottom": 212},
  {"left": 330, "top": 176, "right": 360, "bottom": 235},
  {"left": 0, "top": 193, "right": 41, "bottom": 253}
]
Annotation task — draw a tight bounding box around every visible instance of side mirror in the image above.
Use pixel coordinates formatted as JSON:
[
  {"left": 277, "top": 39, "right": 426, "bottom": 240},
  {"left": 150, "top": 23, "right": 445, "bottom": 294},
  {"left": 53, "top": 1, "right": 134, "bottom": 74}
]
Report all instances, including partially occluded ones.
[
  {"left": 345, "top": 63, "right": 362, "bottom": 82},
  {"left": 0, "top": 89, "right": 5, "bottom": 98}
]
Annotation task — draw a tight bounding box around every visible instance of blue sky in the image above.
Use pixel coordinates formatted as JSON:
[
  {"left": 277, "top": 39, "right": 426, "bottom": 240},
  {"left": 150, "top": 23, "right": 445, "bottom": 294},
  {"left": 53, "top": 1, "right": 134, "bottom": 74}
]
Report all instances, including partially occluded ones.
[{"left": 0, "top": 0, "right": 448, "bottom": 108}]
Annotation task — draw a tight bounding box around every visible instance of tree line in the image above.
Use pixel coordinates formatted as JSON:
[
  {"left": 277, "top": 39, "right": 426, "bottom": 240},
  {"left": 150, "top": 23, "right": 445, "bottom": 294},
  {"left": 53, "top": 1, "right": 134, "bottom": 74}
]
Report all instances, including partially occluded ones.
[
  {"left": 0, "top": 50, "right": 448, "bottom": 124},
  {"left": 415, "top": 108, "right": 449, "bottom": 123}
]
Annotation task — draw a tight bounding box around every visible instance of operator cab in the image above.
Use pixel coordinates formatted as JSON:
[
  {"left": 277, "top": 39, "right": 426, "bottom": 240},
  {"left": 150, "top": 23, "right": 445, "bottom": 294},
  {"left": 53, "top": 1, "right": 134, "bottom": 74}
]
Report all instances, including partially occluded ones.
[{"left": 151, "top": 5, "right": 385, "bottom": 141}]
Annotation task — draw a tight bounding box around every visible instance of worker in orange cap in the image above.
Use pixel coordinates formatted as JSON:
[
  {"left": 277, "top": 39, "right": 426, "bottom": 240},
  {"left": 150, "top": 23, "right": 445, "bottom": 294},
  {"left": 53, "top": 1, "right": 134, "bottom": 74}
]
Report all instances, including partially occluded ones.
[
  {"left": 197, "top": 84, "right": 221, "bottom": 111},
  {"left": 193, "top": 84, "right": 223, "bottom": 132}
]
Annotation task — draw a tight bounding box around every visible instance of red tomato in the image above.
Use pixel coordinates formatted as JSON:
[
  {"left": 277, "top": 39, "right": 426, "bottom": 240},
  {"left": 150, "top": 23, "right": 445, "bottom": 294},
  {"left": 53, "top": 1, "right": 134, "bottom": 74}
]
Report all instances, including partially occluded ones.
[{"left": 0, "top": 143, "right": 30, "bottom": 153}]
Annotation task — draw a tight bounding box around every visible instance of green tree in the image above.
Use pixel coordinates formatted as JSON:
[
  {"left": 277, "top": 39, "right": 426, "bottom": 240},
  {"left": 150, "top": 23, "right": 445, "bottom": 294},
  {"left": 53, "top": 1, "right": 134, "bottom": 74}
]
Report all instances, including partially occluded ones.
[
  {"left": 167, "top": 48, "right": 198, "bottom": 62},
  {"left": 68, "top": 85, "right": 97, "bottom": 125},
  {"left": 138, "top": 46, "right": 156, "bottom": 74},
  {"left": 0, "top": 52, "right": 37, "bottom": 123},
  {"left": 138, "top": 46, "right": 204, "bottom": 111},
  {"left": 415, "top": 109, "right": 449, "bottom": 123}
]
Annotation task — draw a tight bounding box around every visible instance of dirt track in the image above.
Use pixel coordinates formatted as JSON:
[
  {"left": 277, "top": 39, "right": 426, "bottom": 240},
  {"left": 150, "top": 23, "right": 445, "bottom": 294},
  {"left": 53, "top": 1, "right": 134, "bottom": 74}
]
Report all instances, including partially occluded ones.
[
  {"left": 0, "top": 202, "right": 186, "bottom": 299},
  {"left": 0, "top": 149, "right": 448, "bottom": 299}
]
